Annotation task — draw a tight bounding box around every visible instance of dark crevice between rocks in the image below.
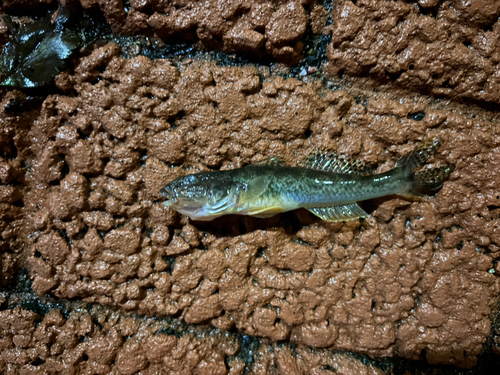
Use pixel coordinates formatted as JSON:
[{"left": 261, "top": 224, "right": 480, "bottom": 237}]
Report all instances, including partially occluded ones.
[
  {"left": 0, "top": 3, "right": 112, "bottom": 113},
  {"left": 416, "top": 4, "right": 439, "bottom": 19},
  {"left": 0, "top": 0, "right": 58, "bottom": 17}
]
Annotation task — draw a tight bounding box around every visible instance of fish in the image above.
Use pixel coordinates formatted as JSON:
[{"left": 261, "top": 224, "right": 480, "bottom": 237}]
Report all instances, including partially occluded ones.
[{"left": 160, "top": 138, "right": 455, "bottom": 222}]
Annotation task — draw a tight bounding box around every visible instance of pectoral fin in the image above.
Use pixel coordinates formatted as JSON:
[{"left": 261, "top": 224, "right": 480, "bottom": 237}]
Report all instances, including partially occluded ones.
[
  {"left": 308, "top": 203, "right": 369, "bottom": 222},
  {"left": 249, "top": 206, "right": 285, "bottom": 218},
  {"left": 245, "top": 176, "right": 269, "bottom": 199},
  {"left": 239, "top": 176, "right": 286, "bottom": 218}
]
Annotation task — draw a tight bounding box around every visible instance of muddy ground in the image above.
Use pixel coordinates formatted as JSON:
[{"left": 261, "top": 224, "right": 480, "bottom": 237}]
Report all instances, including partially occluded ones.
[{"left": 1, "top": 0, "right": 500, "bottom": 374}]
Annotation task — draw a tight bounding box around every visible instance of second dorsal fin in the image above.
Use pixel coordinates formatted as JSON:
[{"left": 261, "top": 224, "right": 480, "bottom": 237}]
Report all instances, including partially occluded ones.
[{"left": 300, "top": 151, "right": 373, "bottom": 175}]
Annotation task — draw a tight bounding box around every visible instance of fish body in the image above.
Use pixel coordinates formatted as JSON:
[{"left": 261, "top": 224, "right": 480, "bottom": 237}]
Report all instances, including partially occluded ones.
[{"left": 161, "top": 138, "right": 454, "bottom": 222}]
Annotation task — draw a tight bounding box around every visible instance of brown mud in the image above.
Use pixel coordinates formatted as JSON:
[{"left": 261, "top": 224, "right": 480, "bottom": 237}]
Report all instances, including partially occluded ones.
[
  {"left": 1, "top": 0, "right": 500, "bottom": 374},
  {"left": 0, "top": 287, "right": 386, "bottom": 375}
]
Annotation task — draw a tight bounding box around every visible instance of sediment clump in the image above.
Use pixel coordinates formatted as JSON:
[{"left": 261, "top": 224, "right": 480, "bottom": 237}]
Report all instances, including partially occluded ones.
[{"left": 0, "top": 0, "right": 500, "bottom": 373}]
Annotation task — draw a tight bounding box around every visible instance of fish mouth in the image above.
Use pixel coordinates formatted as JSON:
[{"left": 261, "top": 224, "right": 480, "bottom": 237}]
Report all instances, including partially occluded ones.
[
  {"left": 160, "top": 187, "right": 176, "bottom": 207},
  {"left": 178, "top": 207, "right": 216, "bottom": 221},
  {"left": 161, "top": 200, "right": 173, "bottom": 208},
  {"left": 161, "top": 196, "right": 179, "bottom": 208}
]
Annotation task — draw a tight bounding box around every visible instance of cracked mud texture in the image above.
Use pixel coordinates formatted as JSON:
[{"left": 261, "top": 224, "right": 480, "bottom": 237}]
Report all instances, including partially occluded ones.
[
  {"left": 0, "top": 296, "right": 383, "bottom": 375},
  {"left": 74, "top": 0, "right": 329, "bottom": 64},
  {"left": 0, "top": 44, "right": 498, "bottom": 369},
  {"left": 1, "top": 0, "right": 500, "bottom": 374},
  {"left": 0, "top": 303, "right": 387, "bottom": 375},
  {"left": 326, "top": 0, "right": 500, "bottom": 104}
]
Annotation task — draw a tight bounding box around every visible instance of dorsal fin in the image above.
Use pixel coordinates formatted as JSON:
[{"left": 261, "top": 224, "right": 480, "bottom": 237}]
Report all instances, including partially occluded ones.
[{"left": 300, "top": 151, "right": 374, "bottom": 175}]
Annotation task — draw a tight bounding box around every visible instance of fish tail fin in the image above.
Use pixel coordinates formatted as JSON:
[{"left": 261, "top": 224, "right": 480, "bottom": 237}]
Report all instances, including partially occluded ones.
[
  {"left": 395, "top": 137, "right": 442, "bottom": 170},
  {"left": 413, "top": 164, "right": 455, "bottom": 192},
  {"left": 395, "top": 137, "right": 454, "bottom": 198}
]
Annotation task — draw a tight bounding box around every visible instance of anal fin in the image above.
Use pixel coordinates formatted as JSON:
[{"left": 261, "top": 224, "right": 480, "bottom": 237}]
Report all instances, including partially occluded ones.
[
  {"left": 308, "top": 203, "right": 369, "bottom": 222},
  {"left": 246, "top": 206, "right": 285, "bottom": 218}
]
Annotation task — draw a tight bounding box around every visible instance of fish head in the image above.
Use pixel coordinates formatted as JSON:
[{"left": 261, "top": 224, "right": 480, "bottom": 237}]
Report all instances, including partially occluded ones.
[{"left": 160, "top": 173, "right": 246, "bottom": 220}]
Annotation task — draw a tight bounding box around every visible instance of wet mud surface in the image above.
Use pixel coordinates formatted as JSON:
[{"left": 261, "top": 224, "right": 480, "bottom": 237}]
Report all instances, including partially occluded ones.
[
  {"left": 326, "top": 0, "right": 500, "bottom": 105},
  {"left": 1, "top": 0, "right": 500, "bottom": 374},
  {"left": 0, "top": 272, "right": 386, "bottom": 375}
]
